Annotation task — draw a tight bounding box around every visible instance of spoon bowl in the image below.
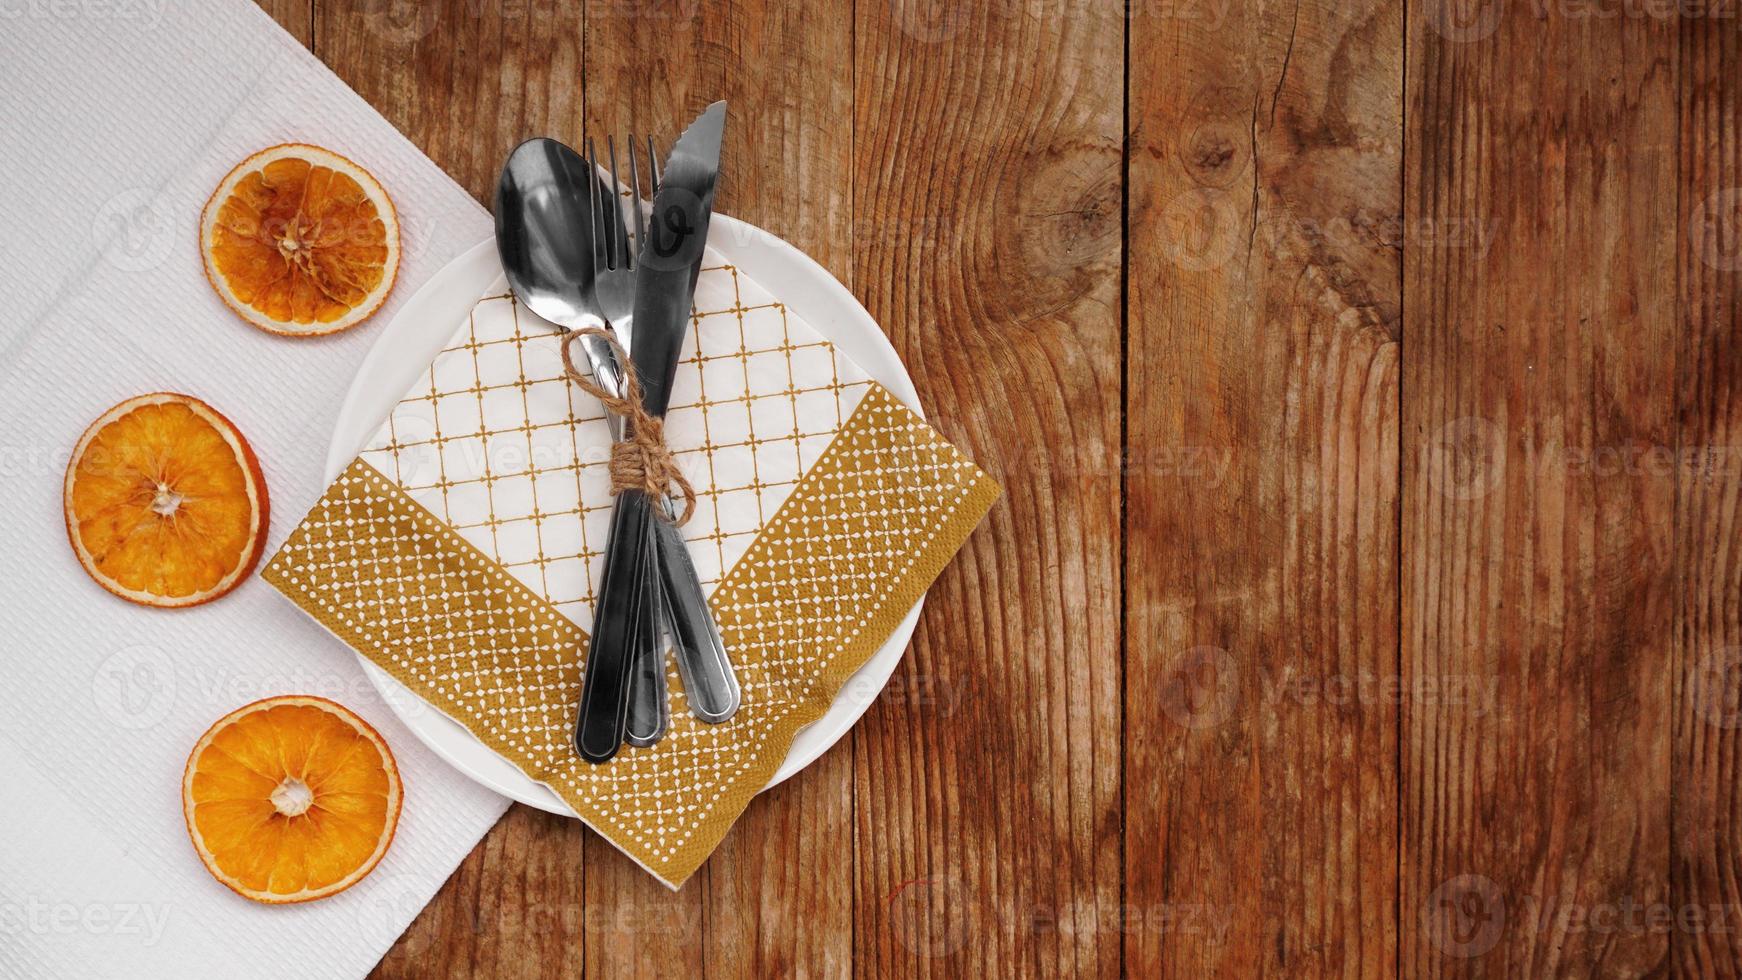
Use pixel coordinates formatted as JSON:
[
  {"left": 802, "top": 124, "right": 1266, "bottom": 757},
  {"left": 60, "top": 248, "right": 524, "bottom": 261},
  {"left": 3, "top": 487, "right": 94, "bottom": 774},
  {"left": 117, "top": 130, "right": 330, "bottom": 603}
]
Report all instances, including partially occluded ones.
[{"left": 494, "top": 138, "right": 603, "bottom": 330}]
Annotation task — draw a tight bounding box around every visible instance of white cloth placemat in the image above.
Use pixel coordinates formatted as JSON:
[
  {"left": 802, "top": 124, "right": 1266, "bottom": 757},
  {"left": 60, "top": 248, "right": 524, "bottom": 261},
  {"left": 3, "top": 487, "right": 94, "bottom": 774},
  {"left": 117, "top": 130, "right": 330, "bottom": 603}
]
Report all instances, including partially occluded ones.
[{"left": 0, "top": 2, "right": 512, "bottom": 977}]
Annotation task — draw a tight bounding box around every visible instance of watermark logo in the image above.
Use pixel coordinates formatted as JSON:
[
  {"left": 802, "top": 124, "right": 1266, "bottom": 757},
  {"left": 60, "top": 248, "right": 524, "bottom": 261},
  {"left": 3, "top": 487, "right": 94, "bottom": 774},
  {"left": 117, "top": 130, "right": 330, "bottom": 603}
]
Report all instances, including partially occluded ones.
[
  {"left": 385, "top": 407, "right": 442, "bottom": 487},
  {"left": 0, "top": 0, "right": 164, "bottom": 29},
  {"left": 92, "top": 644, "right": 177, "bottom": 730},
  {"left": 889, "top": 0, "right": 971, "bottom": 42},
  {"left": 1424, "top": 874, "right": 1506, "bottom": 958},
  {"left": 1423, "top": 416, "right": 1505, "bottom": 501},
  {"left": 94, "top": 188, "right": 172, "bottom": 273},
  {"left": 357, "top": 0, "right": 440, "bottom": 42},
  {"left": 1423, "top": 0, "right": 1504, "bottom": 42},
  {"left": 1156, "top": 188, "right": 1243, "bottom": 272},
  {"left": 1159, "top": 645, "right": 1240, "bottom": 730},
  {"left": 589, "top": 0, "right": 703, "bottom": 24},
  {"left": 887, "top": 874, "right": 970, "bottom": 957},
  {"left": 1691, "top": 648, "right": 1742, "bottom": 730},
  {"left": 358, "top": 873, "right": 440, "bottom": 956},
  {"left": 0, "top": 897, "right": 171, "bottom": 946},
  {"left": 1691, "top": 188, "right": 1742, "bottom": 272}
]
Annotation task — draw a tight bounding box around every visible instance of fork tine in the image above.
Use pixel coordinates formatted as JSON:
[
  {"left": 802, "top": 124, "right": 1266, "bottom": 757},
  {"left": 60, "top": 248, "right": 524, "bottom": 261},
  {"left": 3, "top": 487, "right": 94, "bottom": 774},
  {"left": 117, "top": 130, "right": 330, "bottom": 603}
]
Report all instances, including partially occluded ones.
[
  {"left": 605, "top": 135, "right": 625, "bottom": 270},
  {"left": 627, "top": 135, "right": 647, "bottom": 267},
  {"left": 586, "top": 138, "right": 606, "bottom": 282}
]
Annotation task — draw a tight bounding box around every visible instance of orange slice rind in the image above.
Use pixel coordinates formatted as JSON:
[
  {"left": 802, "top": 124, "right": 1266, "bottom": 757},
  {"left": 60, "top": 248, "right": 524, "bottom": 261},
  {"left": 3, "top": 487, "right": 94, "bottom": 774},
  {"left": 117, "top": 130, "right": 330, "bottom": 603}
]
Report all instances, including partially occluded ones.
[
  {"left": 200, "top": 143, "right": 400, "bottom": 336},
  {"left": 182, "top": 696, "right": 403, "bottom": 904},
  {"left": 63, "top": 392, "right": 268, "bottom": 608}
]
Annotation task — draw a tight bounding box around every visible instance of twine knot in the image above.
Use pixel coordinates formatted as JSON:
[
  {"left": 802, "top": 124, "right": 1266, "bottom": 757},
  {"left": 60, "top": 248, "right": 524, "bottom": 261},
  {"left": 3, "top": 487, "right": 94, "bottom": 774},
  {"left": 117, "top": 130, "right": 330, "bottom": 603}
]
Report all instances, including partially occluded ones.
[{"left": 558, "top": 327, "right": 697, "bottom": 525}]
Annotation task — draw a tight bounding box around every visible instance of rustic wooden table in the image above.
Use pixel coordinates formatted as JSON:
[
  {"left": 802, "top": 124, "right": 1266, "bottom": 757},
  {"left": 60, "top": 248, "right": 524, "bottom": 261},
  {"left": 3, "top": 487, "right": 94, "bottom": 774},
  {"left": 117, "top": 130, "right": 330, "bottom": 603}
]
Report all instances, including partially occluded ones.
[{"left": 254, "top": 0, "right": 1740, "bottom": 974}]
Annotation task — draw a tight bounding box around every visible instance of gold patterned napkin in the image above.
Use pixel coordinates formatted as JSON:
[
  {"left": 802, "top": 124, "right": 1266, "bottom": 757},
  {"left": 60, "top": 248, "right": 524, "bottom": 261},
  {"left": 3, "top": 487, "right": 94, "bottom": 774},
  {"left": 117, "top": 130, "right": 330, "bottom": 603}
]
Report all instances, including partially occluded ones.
[{"left": 262, "top": 256, "right": 998, "bottom": 886}]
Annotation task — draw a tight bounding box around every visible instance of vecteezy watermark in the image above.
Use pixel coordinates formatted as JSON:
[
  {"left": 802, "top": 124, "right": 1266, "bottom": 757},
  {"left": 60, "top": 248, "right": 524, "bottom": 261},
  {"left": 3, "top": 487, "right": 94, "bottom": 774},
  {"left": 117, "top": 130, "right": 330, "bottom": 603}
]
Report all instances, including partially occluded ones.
[
  {"left": 587, "top": 0, "right": 703, "bottom": 24},
  {"left": 356, "top": 873, "right": 444, "bottom": 957},
  {"left": 1261, "top": 666, "right": 1498, "bottom": 717},
  {"left": 1023, "top": 899, "right": 1232, "bottom": 942},
  {"left": 92, "top": 644, "right": 178, "bottom": 730},
  {"left": 1424, "top": 0, "right": 1734, "bottom": 44},
  {"left": 1155, "top": 187, "right": 1245, "bottom": 273},
  {"left": 889, "top": 0, "right": 1233, "bottom": 42},
  {"left": 1691, "top": 648, "right": 1742, "bottom": 730},
  {"left": 1424, "top": 874, "right": 1507, "bottom": 958},
  {"left": 1158, "top": 647, "right": 1500, "bottom": 729},
  {"left": 1421, "top": 0, "right": 1505, "bottom": 41},
  {"left": 1151, "top": 187, "right": 1498, "bottom": 274},
  {"left": 93, "top": 188, "right": 173, "bottom": 273},
  {"left": 0, "top": 442, "right": 72, "bottom": 479},
  {"left": 1690, "top": 188, "right": 1742, "bottom": 272},
  {"left": 0, "top": 897, "right": 171, "bottom": 947},
  {"left": 93, "top": 644, "right": 431, "bottom": 730},
  {"left": 1003, "top": 441, "right": 1234, "bottom": 485},
  {"left": 0, "top": 0, "right": 164, "bottom": 29},
  {"left": 1159, "top": 646, "right": 1241, "bottom": 730},
  {"left": 1421, "top": 416, "right": 1506, "bottom": 501},
  {"left": 1422, "top": 414, "right": 1742, "bottom": 501},
  {"left": 886, "top": 875, "right": 971, "bottom": 957},
  {"left": 883, "top": 877, "right": 1234, "bottom": 958},
  {"left": 1529, "top": 0, "right": 1736, "bottom": 18},
  {"left": 841, "top": 671, "right": 966, "bottom": 716},
  {"left": 354, "top": 0, "right": 440, "bottom": 42},
  {"left": 1424, "top": 874, "right": 1742, "bottom": 959}
]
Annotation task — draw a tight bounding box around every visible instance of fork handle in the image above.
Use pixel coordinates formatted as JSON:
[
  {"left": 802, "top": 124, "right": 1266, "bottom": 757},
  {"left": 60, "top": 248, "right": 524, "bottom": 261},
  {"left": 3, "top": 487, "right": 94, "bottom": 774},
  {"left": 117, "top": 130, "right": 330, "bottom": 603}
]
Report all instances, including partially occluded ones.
[{"left": 624, "top": 520, "right": 671, "bottom": 746}]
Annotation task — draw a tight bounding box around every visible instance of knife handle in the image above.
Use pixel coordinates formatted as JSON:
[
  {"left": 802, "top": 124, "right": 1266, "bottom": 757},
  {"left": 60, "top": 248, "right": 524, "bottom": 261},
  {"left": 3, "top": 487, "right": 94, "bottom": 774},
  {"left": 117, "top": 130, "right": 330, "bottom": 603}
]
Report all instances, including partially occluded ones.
[
  {"left": 652, "top": 510, "right": 740, "bottom": 722},
  {"left": 576, "top": 490, "right": 655, "bottom": 763}
]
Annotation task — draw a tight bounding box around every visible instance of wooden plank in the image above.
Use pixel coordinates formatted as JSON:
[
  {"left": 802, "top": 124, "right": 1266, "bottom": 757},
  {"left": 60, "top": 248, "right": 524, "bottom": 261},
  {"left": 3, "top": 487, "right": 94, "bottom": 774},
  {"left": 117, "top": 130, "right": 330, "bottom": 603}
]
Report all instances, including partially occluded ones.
[
  {"left": 1125, "top": 0, "right": 1402, "bottom": 974},
  {"left": 1674, "top": 10, "right": 1742, "bottom": 976},
  {"left": 849, "top": 2, "right": 1123, "bottom": 975},
  {"left": 577, "top": 2, "right": 857, "bottom": 976},
  {"left": 317, "top": 0, "right": 586, "bottom": 205},
  {"left": 256, "top": 0, "right": 311, "bottom": 47},
  {"left": 1402, "top": 2, "right": 1678, "bottom": 974}
]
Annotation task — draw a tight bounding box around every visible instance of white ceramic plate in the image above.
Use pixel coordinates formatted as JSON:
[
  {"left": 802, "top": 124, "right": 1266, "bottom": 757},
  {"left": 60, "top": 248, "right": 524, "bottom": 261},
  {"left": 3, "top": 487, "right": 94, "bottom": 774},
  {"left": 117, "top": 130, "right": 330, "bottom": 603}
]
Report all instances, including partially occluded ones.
[{"left": 326, "top": 217, "right": 925, "bottom": 814}]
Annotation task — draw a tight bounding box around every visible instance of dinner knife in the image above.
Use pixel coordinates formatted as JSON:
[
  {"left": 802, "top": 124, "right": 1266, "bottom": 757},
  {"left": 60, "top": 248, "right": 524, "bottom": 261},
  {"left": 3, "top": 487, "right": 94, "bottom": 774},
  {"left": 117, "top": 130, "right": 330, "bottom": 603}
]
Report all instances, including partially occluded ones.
[{"left": 628, "top": 102, "right": 741, "bottom": 724}]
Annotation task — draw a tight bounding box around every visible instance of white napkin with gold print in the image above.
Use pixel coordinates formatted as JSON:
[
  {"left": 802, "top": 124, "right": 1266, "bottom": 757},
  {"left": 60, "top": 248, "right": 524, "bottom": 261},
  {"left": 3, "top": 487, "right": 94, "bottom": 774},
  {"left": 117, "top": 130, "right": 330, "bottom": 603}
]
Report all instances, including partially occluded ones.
[{"left": 262, "top": 251, "right": 999, "bottom": 886}]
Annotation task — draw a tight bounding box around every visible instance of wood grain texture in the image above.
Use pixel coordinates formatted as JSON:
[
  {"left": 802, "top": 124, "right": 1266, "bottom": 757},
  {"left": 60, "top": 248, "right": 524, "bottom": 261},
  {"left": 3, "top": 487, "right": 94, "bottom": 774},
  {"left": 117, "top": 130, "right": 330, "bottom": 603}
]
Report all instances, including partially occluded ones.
[
  {"left": 1404, "top": 1, "right": 1679, "bottom": 975},
  {"left": 317, "top": 0, "right": 585, "bottom": 205},
  {"left": 1674, "top": 8, "right": 1742, "bottom": 977},
  {"left": 235, "top": 0, "right": 1742, "bottom": 974},
  {"left": 1126, "top": 0, "right": 1401, "bottom": 975},
  {"left": 849, "top": 1, "right": 1123, "bottom": 976}
]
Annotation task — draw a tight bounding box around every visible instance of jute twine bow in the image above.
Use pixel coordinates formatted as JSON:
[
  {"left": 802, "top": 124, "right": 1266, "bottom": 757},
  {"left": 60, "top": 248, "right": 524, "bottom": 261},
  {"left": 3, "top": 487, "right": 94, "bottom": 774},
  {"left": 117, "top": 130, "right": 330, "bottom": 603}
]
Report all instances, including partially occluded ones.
[{"left": 558, "top": 327, "right": 697, "bottom": 525}]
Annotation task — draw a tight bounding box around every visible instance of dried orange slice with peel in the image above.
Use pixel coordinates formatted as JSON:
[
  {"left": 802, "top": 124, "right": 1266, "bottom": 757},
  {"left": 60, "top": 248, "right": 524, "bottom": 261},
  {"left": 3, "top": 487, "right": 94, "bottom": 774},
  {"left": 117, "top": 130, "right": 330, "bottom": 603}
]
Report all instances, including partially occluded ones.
[
  {"left": 63, "top": 393, "right": 268, "bottom": 608},
  {"left": 200, "top": 143, "right": 400, "bottom": 336},
  {"left": 183, "top": 696, "right": 403, "bottom": 904}
]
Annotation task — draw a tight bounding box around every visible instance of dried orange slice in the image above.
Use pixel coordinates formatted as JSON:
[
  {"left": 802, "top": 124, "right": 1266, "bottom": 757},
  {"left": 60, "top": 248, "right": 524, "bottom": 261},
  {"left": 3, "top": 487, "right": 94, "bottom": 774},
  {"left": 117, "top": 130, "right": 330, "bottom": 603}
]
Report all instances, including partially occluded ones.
[
  {"left": 200, "top": 143, "right": 400, "bottom": 336},
  {"left": 63, "top": 393, "right": 268, "bottom": 608},
  {"left": 183, "top": 696, "right": 403, "bottom": 904}
]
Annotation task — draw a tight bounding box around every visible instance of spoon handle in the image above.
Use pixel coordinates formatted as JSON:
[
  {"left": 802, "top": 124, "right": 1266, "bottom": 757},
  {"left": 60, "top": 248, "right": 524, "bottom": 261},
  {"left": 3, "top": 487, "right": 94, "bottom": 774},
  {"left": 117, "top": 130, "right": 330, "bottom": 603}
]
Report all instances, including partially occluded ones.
[{"left": 575, "top": 491, "right": 654, "bottom": 762}]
